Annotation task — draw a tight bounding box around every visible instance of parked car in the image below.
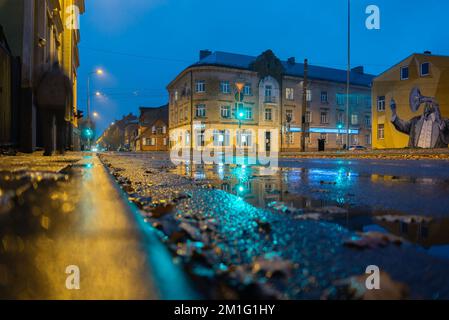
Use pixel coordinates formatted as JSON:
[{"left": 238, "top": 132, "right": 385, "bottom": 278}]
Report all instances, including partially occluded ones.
[{"left": 348, "top": 145, "right": 367, "bottom": 151}]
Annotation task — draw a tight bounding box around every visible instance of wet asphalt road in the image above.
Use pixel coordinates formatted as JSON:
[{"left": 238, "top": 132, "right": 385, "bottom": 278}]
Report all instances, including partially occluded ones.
[
  {"left": 101, "top": 152, "right": 449, "bottom": 299},
  {"left": 0, "top": 155, "right": 195, "bottom": 300}
]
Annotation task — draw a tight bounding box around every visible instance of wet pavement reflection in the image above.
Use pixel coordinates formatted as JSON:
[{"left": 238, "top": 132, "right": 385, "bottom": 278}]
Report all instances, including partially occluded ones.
[
  {"left": 170, "top": 158, "right": 449, "bottom": 260},
  {"left": 0, "top": 156, "right": 160, "bottom": 299}
]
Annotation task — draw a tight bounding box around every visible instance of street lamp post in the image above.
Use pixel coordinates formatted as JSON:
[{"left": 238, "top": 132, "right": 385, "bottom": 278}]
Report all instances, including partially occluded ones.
[
  {"left": 346, "top": 0, "right": 351, "bottom": 149},
  {"left": 86, "top": 68, "right": 103, "bottom": 148}
]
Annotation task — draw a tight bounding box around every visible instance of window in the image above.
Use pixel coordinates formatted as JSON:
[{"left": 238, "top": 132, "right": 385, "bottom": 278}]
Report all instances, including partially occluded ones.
[
  {"left": 185, "top": 131, "right": 190, "bottom": 146},
  {"left": 195, "top": 80, "right": 206, "bottom": 93},
  {"left": 195, "top": 104, "right": 206, "bottom": 117},
  {"left": 184, "top": 108, "right": 189, "bottom": 120},
  {"left": 220, "top": 81, "right": 230, "bottom": 94},
  {"left": 237, "top": 130, "right": 253, "bottom": 147},
  {"left": 220, "top": 105, "right": 230, "bottom": 118},
  {"left": 351, "top": 135, "right": 359, "bottom": 145},
  {"left": 306, "top": 111, "right": 312, "bottom": 123},
  {"left": 400, "top": 66, "right": 409, "bottom": 80},
  {"left": 377, "top": 124, "right": 385, "bottom": 140},
  {"left": 244, "top": 84, "right": 252, "bottom": 96},
  {"left": 421, "top": 62, "right": 430, "bottom": 76},
  {"left": 351, "top": 114, "right": 359, "bottom": 125},
  {"left": 265, "top": 85, "right": 272, "bottom": 97},
  {"left": 265, "top": 108, "right": 272, "bottom": 121},
  {"left": 286, "top": 134, "right": 294, "bottom": 144},
  {"left": 286, "top": 88, "right": 294, "bottom": 100},
  {"left": 196, "top": 130, "right": 205, "bottom": 147},
  {"left": 320, "top": 111, "right": 329, "bottom": 124},
  {"left": 365, "top": 134, "right": 372, "bottom": 145},
  {"left": 286, "top": 110, "right": 293, "bottom": 122},
  {"left": 163, "top": 126, "right": 167, "bottom": 134},
  {"left": 152, "top": 126, "right": 156, "bottom": 134},
  {"left": 337, "top": 112, "right": 345, "bottom": 125},
  {"left": 365, "top": 115, "right": 371, "bottom": 126},
  {"left": 321, "top": 91, "right": 328, "bottom": 103},
  {"left": 174, "top": 90, "right": 179, "bottom": 101},
  {"left": 306, "top": 89, "right": 312, "bottom": 102},
  {"left": 213, "top": 130, "right": 230, "bottom": 147},
  {"left": 337, "top": 94, "right": 345, "bottom": 106},
  {"left": 146, "top": 138, "right": 156, "bottom": 146},
  {"left": 377, "top": 96, "right": 386, "bottom": 112},
  {"left": 163, "top": 138, "right": 168, "bottom": 146},
  {"left": 245, "top": 107, "right": 253, "bottom": 120}
]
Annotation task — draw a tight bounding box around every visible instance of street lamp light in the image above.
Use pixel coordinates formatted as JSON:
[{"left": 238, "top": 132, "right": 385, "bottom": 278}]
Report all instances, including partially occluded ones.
[
  {"left": 93, "top": 112, "right": 99, "bottom": 118},
  {"left": 87, "top": 68, "right": 104, "bottom": 121}
]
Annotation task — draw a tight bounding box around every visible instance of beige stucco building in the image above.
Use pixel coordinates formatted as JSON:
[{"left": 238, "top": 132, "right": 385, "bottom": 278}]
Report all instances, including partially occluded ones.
[{"left": 167, "top": 50, "right": 374, "bottom": 155}]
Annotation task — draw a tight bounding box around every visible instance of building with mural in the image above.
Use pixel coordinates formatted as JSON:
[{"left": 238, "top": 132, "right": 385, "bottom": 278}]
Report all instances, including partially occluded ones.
[
  {"left": 167, "top": 50, "right": 374, "bottom": 154},
  {"left": 372, "top": 52, "right": 449, "bottom": 149}
]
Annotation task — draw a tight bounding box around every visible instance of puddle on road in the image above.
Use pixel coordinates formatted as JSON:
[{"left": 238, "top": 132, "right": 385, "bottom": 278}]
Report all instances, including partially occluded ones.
[{"left": 170, "top": 163, "right": 449, "bottom": 261}]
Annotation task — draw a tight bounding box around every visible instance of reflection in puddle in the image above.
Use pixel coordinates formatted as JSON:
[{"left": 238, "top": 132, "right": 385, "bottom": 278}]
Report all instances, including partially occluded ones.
[{"left": 171, "top": 163, "right": 449, "bottom": 260}]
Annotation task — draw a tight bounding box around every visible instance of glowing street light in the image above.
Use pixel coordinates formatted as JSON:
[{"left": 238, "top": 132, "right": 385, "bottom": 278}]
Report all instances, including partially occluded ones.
[{"left": 93, "top": 112, "right": 99, "bottom": 118}]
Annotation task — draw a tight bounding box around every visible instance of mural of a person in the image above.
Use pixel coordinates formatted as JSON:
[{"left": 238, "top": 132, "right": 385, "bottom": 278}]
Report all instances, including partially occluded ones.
[{"left": 390, "top": 88, "right": 449, "bottom": 148}]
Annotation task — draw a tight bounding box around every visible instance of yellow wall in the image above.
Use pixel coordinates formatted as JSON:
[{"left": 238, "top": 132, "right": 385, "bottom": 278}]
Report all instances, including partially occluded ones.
[{"left": 372, "top": 54, "right": 449, "bottom": 149}]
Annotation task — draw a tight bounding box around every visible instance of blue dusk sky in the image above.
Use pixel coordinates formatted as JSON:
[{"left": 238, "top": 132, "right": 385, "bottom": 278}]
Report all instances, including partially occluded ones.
[{"left": 78, "top": 0, "right": 449, "bottom": 134}]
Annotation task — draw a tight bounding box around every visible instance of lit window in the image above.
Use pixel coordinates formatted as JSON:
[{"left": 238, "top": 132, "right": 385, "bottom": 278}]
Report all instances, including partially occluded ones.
[
  {"left": 351, "top": 114, "right": 359, "bottom": 125},
  {"left": 174, "top": 90, "right": 179, "bottom": 101},
  {"left": 286, "top": 88, "right": 294, "bottom": 100},
  {"left": 421, "top": 62, "right": 430, "bottom": 76},
  {"left": 213, "top": 130, "right": 230, "bottom": 147},
  {"left": 306, "top": 90, "right": 312, "bottom": 102},
  {"left": 237, "top": 130, "right": 253, "bottom": 147},
  {"left": 400, "top": 66, "right": 409, "bottom": 80}
]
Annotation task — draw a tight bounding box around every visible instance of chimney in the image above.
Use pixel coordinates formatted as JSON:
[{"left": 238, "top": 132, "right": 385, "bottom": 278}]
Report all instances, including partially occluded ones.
[
  {"left": 287, "top": 57, "right": 296, "bottom": 65},
  {"left": 424, "top": 50, "right": 432, "bottom": 55},
  {"left": 351, "top": 66, "right": 364, "bottom": 74},
  {"left": 199, "top": 50, "right": 212, "bottom": 60}
]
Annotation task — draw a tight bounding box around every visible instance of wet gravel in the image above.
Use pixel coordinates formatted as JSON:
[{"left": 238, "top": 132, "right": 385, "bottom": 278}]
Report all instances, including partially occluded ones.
[{"left": 100, "top": 152, "right": 449, "bottom": 300}]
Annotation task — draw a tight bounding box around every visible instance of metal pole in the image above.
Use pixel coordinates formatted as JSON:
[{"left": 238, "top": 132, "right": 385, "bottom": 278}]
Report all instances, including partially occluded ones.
[
  {"left": 346, "top": 0, "right": 351, "bottom": 149},
  {"left": 301, "top": 59, "right": 308, "bottom": 152}
]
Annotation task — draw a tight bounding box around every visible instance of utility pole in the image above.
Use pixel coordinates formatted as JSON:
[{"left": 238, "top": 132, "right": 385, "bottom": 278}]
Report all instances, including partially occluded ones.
[
  {"left": 346, "top": 0, "right": 351, "bottom": 149},
  {"left": 301, "top": 59, "right": 309, "bottom": 152}
]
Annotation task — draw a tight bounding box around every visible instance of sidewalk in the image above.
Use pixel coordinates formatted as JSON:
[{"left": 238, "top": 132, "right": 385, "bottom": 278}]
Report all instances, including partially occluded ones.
[
  {"left": 280, "top": 148, "right": 449, "bottom": 160},
  {"left": 0, "top": 153, "right": 195, "bottom": 299}
]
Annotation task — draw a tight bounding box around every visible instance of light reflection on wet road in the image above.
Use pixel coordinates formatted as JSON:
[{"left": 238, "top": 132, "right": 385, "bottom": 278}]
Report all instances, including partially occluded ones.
[
  {"left": 171, "top": 158, "right": 449, "bottom": 260},
  {"left": 0, "top": 156, "right": 159, "bottom": 299}
]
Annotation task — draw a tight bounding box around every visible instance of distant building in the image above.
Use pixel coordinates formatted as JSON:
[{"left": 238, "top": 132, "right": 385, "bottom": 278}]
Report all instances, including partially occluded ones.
[
  {"left": 124, "top": 120, "right": 139, "bottom": 151},
  {"left": 167, "top": 50, "right": 374, "bottom": 153},
  {"left": 136, "top": 105, "right": 169, "bottom": 152},
  {"left": 0, "top": 0, "right": 85, "bottom": 152},
  {"left": 372, "top": 52, "right": 449, "bottom": 149},
  {"left": 97, "top": 113, "right": 138, "bottom": 151}
]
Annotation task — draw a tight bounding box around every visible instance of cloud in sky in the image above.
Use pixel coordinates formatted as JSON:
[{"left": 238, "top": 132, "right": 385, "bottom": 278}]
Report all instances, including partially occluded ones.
[{"left": 87, "top": 0, "right": 167, "bottom": 34}]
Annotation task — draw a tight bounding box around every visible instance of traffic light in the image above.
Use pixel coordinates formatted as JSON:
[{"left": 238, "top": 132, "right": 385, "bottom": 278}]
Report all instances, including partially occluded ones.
[
  {"left": 76, "top": 110, "right": 84, "bottom": 119},
  {"left": 82, "top": 128, "right": 94, "bottom": 139},
  {"left": 235, "top": 103, "right": 245, "bottom": 120}
]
